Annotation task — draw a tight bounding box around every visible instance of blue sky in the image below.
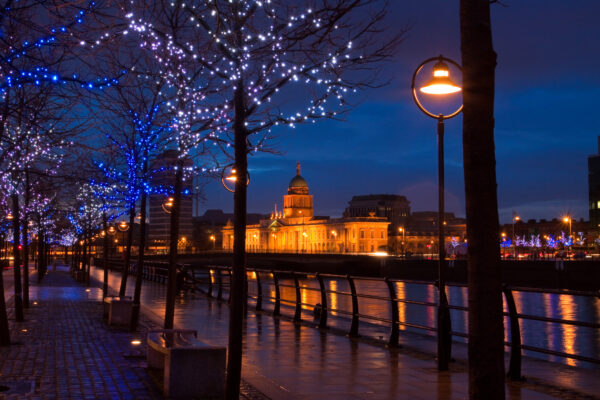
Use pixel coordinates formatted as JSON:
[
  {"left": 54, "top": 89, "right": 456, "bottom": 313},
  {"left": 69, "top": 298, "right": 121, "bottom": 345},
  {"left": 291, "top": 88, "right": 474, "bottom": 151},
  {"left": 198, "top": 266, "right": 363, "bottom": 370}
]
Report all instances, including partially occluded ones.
[{"left": 199, "top": 1, "right": 600, "bottom": 224}]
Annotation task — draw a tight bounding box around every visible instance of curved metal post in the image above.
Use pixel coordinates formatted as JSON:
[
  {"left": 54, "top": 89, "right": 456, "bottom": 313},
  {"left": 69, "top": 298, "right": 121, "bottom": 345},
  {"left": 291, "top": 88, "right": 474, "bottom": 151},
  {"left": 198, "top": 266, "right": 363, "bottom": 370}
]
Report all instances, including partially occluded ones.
[
  {"left": 385, "top": 278, "right": 400, "bottom": 347},
  {"left": 227, "top": 269, "right": 233, "bottom": 304},
  {"left": 316, "top": 273, "right": 327, "bottom": 329},
  {"left": 272, "top": 271, "right": 281, "bottom": 316},
  {"left": 293, "top": 272, "right": 302, "bottom": 322},
  {"left": 347, "top": 275, "right": 359, "bottom": 337},
  {"left": 503, "top": 286, "right": 523, "bottom": 380},
  {"left": 255, "top": 270, "right": 263, "bottom": 311},
  {"left": 217, "top": 269, "right": 223, "bottom": 300}
]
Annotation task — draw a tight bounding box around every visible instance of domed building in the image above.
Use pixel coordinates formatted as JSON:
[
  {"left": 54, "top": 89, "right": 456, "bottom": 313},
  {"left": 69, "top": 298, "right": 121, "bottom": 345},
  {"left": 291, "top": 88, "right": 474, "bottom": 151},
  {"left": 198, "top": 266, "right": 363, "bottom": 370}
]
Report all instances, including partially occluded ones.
[{"left": 222, "top": 163, "right": 390, "bottom": 254}]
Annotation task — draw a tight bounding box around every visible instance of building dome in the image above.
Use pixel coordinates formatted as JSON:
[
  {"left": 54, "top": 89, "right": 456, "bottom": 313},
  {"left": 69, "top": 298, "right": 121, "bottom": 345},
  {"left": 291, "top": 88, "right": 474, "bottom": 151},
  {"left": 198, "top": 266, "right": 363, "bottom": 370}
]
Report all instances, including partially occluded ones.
[
  {"left": 287, "top": 162, "right": 309, "bottom": 194},
  {"left": 289, "top": 175, "right": 308, "bottom": 188}
]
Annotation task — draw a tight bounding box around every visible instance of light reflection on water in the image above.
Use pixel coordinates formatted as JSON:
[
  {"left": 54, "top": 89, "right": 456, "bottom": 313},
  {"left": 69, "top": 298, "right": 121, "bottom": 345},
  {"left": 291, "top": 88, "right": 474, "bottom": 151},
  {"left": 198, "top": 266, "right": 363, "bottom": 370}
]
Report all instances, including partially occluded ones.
[
  {"left": 247, "top": 274, "right": 600, "bottom": 369},
  {"left": 91, "top": 267, "right": 600, "bottom": 369}
]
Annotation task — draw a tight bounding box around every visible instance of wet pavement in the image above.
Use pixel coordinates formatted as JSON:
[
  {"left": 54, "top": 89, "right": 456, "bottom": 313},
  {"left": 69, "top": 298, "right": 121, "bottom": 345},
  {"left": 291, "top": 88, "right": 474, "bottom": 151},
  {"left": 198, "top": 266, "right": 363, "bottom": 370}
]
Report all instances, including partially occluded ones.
[
  {"left": 0, "top": 266, "right": 162, "bottom": 399},
  {"left": 91, "top": 265, "right": 600, "bottom": 400}
]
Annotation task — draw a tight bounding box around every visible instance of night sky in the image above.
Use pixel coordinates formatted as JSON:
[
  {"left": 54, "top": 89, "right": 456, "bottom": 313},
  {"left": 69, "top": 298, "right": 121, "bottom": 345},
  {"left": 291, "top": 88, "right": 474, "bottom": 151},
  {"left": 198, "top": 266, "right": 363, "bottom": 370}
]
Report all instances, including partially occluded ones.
[{"left": 199, "top": 1, "right": 600, "bottom": 224}]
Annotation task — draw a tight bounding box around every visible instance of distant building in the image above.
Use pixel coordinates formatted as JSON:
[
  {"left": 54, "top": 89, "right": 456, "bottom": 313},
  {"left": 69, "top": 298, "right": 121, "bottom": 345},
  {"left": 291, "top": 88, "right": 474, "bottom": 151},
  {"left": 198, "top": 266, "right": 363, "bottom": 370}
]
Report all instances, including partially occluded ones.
[
  {"left": 222, "top": 163, "right": 390, "bottom": 253},
  {"left": 192, "top": 210, "right": 267, "bottom": 251},
  {"left": 394, "top": 212, "right": 467, "bottom": 255},
  {"left": 589, "top": 136, "right": 600, "bottom": 227},
  {"left": 344, "top": 194, "right": 410, "bottom": 232},
  {"left": 500, "top": 218, "right": 590, "bottom": 242},
  {"left": 148, "top": 150, "right": 193, "bottom": 253}
]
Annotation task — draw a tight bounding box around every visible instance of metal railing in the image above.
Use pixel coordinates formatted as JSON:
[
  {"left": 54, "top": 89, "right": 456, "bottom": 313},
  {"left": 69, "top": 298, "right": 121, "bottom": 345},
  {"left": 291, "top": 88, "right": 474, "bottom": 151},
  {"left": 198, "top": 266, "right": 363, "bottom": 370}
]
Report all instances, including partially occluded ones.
[
  {"left": 191, "top": 265, "right": 600, "bottom": 380},
  {"left": 94, "top": 258, "right": 600, "bottom": 378}
]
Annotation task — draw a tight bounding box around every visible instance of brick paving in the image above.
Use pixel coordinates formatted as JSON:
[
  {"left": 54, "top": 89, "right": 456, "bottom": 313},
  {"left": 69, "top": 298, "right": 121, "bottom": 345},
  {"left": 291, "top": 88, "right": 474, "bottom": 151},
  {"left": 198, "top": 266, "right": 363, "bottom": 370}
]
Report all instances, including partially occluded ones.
[
  {"left": 0, "top": 267, "right": 162, "bottom": 400},
  {"left": 0, "top": 266, "right": 270, "bottom": 400}
]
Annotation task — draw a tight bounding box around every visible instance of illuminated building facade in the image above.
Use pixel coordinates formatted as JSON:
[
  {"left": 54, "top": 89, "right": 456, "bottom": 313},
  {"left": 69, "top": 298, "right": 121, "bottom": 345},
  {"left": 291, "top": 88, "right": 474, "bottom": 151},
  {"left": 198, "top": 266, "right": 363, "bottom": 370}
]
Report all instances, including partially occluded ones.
[{"left": 222, "top": 163, "right": 390, "bottom": 253}]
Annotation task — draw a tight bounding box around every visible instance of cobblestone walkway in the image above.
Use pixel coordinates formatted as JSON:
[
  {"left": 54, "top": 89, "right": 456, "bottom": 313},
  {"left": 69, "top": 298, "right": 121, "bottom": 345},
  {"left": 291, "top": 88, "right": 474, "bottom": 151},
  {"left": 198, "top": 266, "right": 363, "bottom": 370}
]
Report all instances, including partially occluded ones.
[{"left": 0, "top": 267, "right": 161, "bottom": 399}]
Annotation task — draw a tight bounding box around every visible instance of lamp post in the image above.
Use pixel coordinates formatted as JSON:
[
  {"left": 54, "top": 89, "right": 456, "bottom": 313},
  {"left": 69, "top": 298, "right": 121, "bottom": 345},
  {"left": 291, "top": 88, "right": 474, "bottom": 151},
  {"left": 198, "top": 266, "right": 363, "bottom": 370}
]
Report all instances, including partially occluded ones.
[
  {"left": 398, "top": 227, "right": 405, "bottom": 257},
  {"left": 221, "top": 162, "right": 251, "bottom": 398},
  {"left": 411, "top": 55, "right": 462, "bottom": 371},
  {"left": 512, "top": 212, "right": 520, "bottom": 258},
  {"left": 107, "top": 225, "right": 116, "bottom": 258},
  {"left": 162, "top": 197, "right": 174, "bottom": 253},
  {"left": 210, "top": 235, "right": 216, "bottom": 250},
  {"left": 331, "top": 230, "right": 337, "bottom": 253},
  {"left": 563, "top": 215, "right": 572, "bottom": 257}
]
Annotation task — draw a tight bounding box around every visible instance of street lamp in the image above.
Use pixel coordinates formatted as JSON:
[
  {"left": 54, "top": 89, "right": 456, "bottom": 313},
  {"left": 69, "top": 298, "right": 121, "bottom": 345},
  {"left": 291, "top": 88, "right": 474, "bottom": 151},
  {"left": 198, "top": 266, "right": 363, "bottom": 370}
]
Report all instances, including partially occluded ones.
[
  {"left": 210, "top": 235, "right": 216, "bottom": 250},
  {"left": 512, "top": 212, "right": 520, "bottom": 258},
  {"left": 398, "top": 227, "right": 405, "bottom": 257},
  {"left": 221, "top": 165, "right": 250, "bottom": 193},
  {"left": 563, "top": 215, "right": 572, "bottom": 256},
  {"left": 412, "top": 55, "right": 462, "bottom": 371},
  {"left": 117, "top": 221, "right": 129, "bottom": 255},
  {"left": 330, "top": 230, "right": 337, "bottom": 253}
]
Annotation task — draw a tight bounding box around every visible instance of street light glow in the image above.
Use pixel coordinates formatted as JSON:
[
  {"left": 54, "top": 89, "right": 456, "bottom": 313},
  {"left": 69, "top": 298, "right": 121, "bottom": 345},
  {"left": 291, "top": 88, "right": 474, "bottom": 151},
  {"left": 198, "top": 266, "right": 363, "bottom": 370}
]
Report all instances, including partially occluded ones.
[{"left": 420, "top": 60, "right": 461, "bottom": 95}]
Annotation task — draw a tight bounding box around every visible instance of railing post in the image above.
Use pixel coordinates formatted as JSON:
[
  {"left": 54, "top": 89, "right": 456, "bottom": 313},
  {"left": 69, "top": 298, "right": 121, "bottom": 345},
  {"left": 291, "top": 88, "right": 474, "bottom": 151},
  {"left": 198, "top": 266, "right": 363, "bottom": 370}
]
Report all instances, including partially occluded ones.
[
  {"left": 207, "top": 269, "right": 213, "bottom": 298},
  {"left": 272, "top": 271, "right": 281, "bottom": 316},
  {"left": 347, "top": 275, "right": 359, "bottom": 337},
  {"left": 385, "top": 278, "right": 399, "bottom": 347},
  {"left": 293, "top": 272, "right": 301, "bottom": 323},
  {"left": 316, "top": 273, "right": 327, "bottom": 329},
  {"left": 255, "top": 270, "right": 263, "bottom": 311},
  {"left": 227, "top": 269, "right": 233, "bottom": 304},
  {"left": 217, "top": 269, "right": 223, "bottom": 300},
  {"left": 503, "top": 285, "right": 523, "bottom": 380}
]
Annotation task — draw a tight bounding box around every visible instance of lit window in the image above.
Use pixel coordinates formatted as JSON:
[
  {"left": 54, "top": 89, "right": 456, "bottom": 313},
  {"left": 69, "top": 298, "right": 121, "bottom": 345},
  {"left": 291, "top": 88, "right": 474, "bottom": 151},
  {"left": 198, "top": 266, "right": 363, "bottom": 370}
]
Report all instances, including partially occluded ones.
[{"left": 597, "top": 201, "right": 600, "bottom": 209}]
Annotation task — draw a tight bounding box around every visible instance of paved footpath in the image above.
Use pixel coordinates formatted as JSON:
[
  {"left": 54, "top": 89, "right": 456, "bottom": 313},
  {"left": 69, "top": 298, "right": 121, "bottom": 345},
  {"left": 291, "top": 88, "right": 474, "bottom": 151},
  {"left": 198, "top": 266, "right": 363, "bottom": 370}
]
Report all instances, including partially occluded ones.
[
  {"left": 0, "top": 266, "right": 269, "bottom": 400},
  {"left": 92, "top": 266, "right": 600, "bottom": 400}
]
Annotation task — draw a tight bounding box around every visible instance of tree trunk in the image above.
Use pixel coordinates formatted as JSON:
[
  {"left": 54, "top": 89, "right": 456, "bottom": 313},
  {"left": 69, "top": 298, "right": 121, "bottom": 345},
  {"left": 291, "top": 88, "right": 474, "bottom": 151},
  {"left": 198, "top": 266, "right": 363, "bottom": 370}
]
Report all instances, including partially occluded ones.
[
  {"left": 38, "top": 230, "right": 45, "bottom": 282},
  {"left": 0, "top": 235, "right": 10, "bottom": 346},
  {"left": 226, "top": 77, "right": 248, "bottom": 400},
  {"left": 460, "top": 1, "right": 505, "bottom": 398},
  {"left": 82, "top": 233, "right": 88, "bottom": 276},
  {"left": 131, "top": 188, "right": 147, "bottom": 331},
  {"left": 22, "top": 173, "right": 30, "bottom": 308},
  {"left": 11, "top": 194, "right": 24, "bottom": 322},
  {"left": 164, "top": 160, "right": 183, "bottom": 329},
  {"left": 118, "top": 206, "right": 136, "bottom": 296},
  {"left": 102, "top": 214, "right": 109, "bottom": 298}
]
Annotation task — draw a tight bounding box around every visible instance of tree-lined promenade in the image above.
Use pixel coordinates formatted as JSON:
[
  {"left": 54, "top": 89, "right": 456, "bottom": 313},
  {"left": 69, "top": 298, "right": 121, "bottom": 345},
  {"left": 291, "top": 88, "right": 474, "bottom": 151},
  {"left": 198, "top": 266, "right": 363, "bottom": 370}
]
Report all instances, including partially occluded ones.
[{"left": 0, "top": 0, "right": 517, "bottom": 398}]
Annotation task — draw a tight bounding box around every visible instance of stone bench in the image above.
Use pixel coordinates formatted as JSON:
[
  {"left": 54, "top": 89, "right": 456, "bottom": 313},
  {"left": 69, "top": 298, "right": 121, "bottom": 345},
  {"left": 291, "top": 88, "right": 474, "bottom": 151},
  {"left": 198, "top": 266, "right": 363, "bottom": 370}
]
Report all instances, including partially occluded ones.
[
  {"left": 147, "top": 329, "right": 226, "bottom": 399},
  {"left": 103, "top": 296, "right": 133, "bottom": 326}
]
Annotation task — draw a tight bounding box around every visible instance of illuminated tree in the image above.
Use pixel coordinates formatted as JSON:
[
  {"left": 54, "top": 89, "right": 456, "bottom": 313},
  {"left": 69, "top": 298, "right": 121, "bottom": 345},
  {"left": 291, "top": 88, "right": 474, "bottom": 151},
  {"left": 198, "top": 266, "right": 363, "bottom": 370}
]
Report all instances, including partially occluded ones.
[{"left": 126, "top": 1, "right": 402, "bottom": 396}]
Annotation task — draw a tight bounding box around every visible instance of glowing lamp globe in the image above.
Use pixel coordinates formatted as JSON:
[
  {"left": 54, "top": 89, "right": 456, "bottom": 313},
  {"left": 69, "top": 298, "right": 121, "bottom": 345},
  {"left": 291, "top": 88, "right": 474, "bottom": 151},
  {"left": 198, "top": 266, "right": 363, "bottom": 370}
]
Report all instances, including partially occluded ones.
[
  {"left": 420, "top": 60, "right": 461, "bottom": 95},
  {"left": 226, "top": 169, "right": 238, "bottom": 182}
]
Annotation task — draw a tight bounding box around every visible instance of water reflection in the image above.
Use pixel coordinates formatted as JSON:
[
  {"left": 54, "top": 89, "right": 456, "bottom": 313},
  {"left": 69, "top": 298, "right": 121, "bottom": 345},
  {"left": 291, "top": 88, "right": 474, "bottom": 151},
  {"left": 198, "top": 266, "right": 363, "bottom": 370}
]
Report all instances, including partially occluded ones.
[{"left": 243, "top": 274, "right": 600, "bottom": 369}]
